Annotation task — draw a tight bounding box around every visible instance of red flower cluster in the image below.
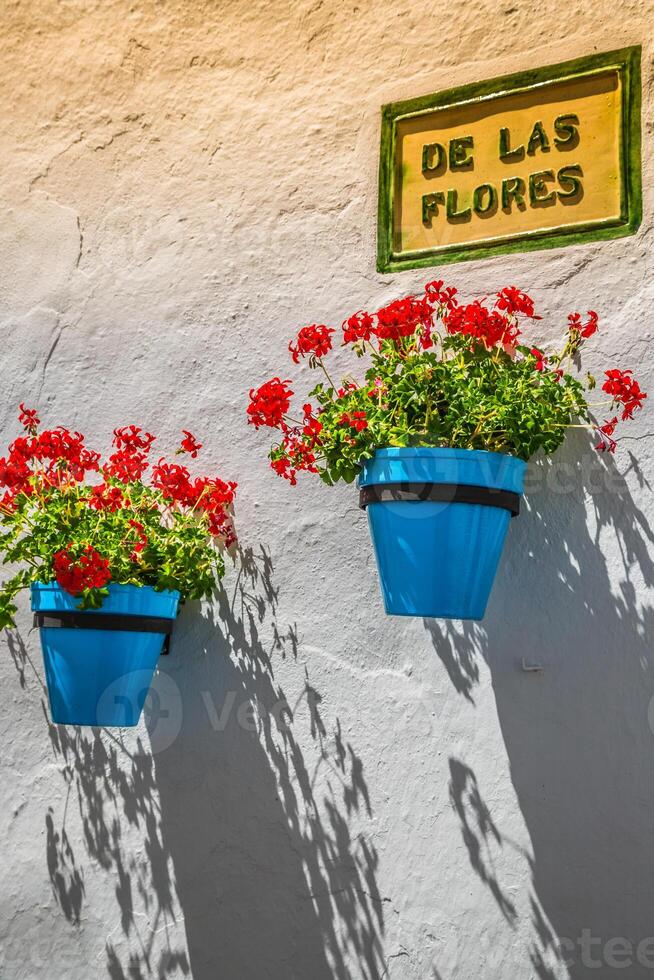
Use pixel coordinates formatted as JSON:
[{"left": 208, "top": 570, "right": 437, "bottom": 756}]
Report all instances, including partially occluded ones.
[
  {"left": 530, "top": 348, "right": 547, "bottom": 372},
  {"left": 339, "top": 283, "right": 534, "bottom": 353},
  {"left": 88, "top": 484, "right": 127, "bottom": 512},
  {"left": 104, "top": 449, "right": 149, "bottom": 482},
  {"left": 53, "top": 545, "right": 111, "bottom": 595},
  {"left": 269, "top": 404, "right": 323, "bottom": 485},
  {"left": 104, "top": 425, "right": 155, "bottom": 482},
  {"left": 271, "top": 433, "right": 319, "bottom": 485},
  {"left": 247, "top": 378, "right": 293, "bottom": 430},
  {"left": 375, "top": 295, "right": 435, "bottom": 346},
  {"left": 424, "top": 280, "right": 458, "bottom": 310},
  {"left": 596, "top": 417, "right": 619, "bottom": 453},
  {"left": 568, "top": 311, "right": 599, "bottom": 338},
  {"left": 0, "top": 419, "right": 102, "bottom": 507},
  {"left": 444, "top": 301, "right": 519, "bottom": 349},
  {"left": 19, "top": 403, "right": 40, "bottom": 432},
  {"left": 338, "top": 411, "right": 368, "bottom": 432},
  {"left": 602, "top": 369, "right": 647, "bottom": 420},
  {"left": 496, "top": 286, "right": 540, "bottom": 319},
  {"left": 179, "top": 431, "right": 202, "bottom": 458},
  {"left": 104, "top": 451, "right": 149, "bottom": 482},
  {"left": 0, "top": 452, "right": 30, "bottom": 491},
  {"left": 342, "top": 294, "right": 436, "bottom": 349},
  {"left": 289, "top": 324, "right": 334, "bottom": 364},
  {"left": 36, "top": 430, "right": 100, "bottom": 476},
  {"left": 151, "top": 460, "right": 237, "bottom": 543},
  {"left": 113, "top": 426, "right": 155, "bottom": 452},
  {"left": 301, "top": 403, "right": 323, "bottom": 441},
  {"left": 150, "top": 460, "right": 193, "bottom": 501},
  {"left": 592, "top": 370, "right": 646, "bottom": 451},
  {"left": 192, "top": 478, "right": 239, "bottom": 542},
  {"left": 443, "top": 287, "right": 541, "bottom": 348},
  {"left": 342, "top": 311, "right": 375, "bottom": 344}
]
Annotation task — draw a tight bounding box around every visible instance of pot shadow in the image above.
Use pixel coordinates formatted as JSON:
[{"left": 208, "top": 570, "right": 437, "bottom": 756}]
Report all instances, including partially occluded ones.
[
  {"left": 15, "top": 544, "right": 384, "bottom": 980},
  {"left": 152, "top": 545, "right": 385, "bottom": 979},
  {"left": 5, "top": 630, "right": 182, "bottom": 973},
  {"left": 426, "top": 431, "right": 654, "bottom": 978},
  {"left": 40, "top": 712, "right": 191, "bottom": 978}
]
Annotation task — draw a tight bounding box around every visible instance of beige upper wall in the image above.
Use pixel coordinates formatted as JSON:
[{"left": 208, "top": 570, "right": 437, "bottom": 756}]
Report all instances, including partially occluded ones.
[{"left": 0, "top": 0, "right": 651, "bottom": 326}]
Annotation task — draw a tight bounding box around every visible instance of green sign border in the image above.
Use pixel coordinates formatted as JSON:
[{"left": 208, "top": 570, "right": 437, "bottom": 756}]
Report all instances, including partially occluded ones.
[{"left": 377, "top": 46, "right": 642, "bottom": 273}]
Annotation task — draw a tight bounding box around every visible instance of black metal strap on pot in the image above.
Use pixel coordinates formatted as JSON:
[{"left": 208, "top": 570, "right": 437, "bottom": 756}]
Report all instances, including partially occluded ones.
[
  {"left": 33, "top": 611, "right": 175, "bottom": 655},
  {"left": 358, "top": 481, "right": 521, "bottom": 517}
]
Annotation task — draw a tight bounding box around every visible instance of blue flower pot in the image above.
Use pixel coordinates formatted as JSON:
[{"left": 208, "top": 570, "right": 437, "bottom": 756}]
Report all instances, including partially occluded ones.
[
  {"left": 358, "top": 448, "right": 526, "bottom": 620},
  {"left": 31, "top": 582, "right": 180, "bottom": 727}
]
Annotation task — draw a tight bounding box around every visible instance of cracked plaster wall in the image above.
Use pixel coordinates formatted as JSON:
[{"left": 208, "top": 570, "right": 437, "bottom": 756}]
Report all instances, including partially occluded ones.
[{"left": 0, "top": 2, "right": 653, "bottom": 979}]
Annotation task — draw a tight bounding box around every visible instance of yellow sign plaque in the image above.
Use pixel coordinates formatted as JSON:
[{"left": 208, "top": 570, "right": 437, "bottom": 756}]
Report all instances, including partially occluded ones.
[{"left": 377, "top": 48, "right": 641, "bottom": 272}]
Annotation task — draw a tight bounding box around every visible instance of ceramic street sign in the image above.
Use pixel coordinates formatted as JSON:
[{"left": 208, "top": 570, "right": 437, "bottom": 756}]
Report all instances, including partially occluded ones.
[{"left": 377, "top": 47, "right": 641, "bottom": 272}]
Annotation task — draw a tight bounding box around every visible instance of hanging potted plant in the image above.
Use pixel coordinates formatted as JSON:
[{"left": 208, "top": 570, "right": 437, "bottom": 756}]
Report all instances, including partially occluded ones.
[
  {"left": 247, "top": 282, "right": 646, "bottom": 619},
  {"left": 0, "top": 407, "right": 237, "bottom": 727}
]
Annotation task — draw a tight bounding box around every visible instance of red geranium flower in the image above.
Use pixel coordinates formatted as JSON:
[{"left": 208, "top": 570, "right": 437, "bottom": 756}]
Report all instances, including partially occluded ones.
[
  {"left": 53, "top": 545, "right": 111, "bottom": 595},
  {"left": 342, "top": 311, "right": 375, "bottom": 344},
  {"left": 496, "top": 286, "right": 540, "bottom": 319},
  {"left": 247, "top": 378, "right": 293, "bottom": 430},
  {"left": 113, "top": 426, "right": 155, "bottom": 452},
  {"left": 568, "top": 311, "right": 599, "bottom": 338},
  {"left": 375, "top": 296, "right": 434, "bottom": 346},
  {"left": 303, "top": 417, "right": 323, "bottom": 440},
  {"left": 271, "top": 431, "right": 319, "bottom": 485},
  {"left": 0, "top": 454, "right": 31, "bottom": 490},
  {"left": 595, "top": 416, "right": 619, "bottom": 453},
  {"left": 103, "top": 426, "right": 155, "bottom": 481},
  {"left": 189, "top": 475, "right": 237, "bottom": 534},
  {"left": 424, "top": 280, "right": 458, "bottom": 310},
  {"left": 151, "top": 459, "right": 193, "bottom": 505},
  {"left": 602, "top": 369, "right": 647, "bottom": 420},
  {"left": 445, "top": 301, "right": 519, "bottom": 348},
  {"left": 338, "top": 411, "right": 368, "bottom": 432},
  {"left": 18, "top": 404, "right": 40, "bottom": 433},
  {"left": 289, "top": 324, "right": 334, "bottom": 363},
  {"left": 179, "top": 430, "right": 202, "bottom": 458},
  {"left": 530, "top": 348, "right": 547, "bottom": 372},
  {"left": 191, "top": 476, "right": 237, "bottom": 507},
  {"left": 104, "top": 449, "right": 149, "bottom": 482},
  {"left": 88, "top": 484, "right": 127, "bottom": 512}
]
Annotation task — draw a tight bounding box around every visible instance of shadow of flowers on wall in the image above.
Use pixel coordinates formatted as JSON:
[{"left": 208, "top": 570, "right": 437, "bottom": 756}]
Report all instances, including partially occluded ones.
[
  {"left": 44, "top": 721, "right": 190, "bottom": 978},
  {"left": 427, "top": 434, "right": 654, "bottom": 979},
  {"left": 45, "top": 805, "right": 85, "bottom": 925},
  {"left": 153, "top": 545, "right": 386, "bottom": 979},
  {"left": 18, "top": 544, "right": 384, "bottom": 980}
]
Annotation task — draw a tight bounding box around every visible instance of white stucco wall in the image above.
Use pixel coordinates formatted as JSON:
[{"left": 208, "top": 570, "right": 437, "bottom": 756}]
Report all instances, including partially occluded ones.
[{"left": 0, "top": 2, "right": 653, "bottom": 978}]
